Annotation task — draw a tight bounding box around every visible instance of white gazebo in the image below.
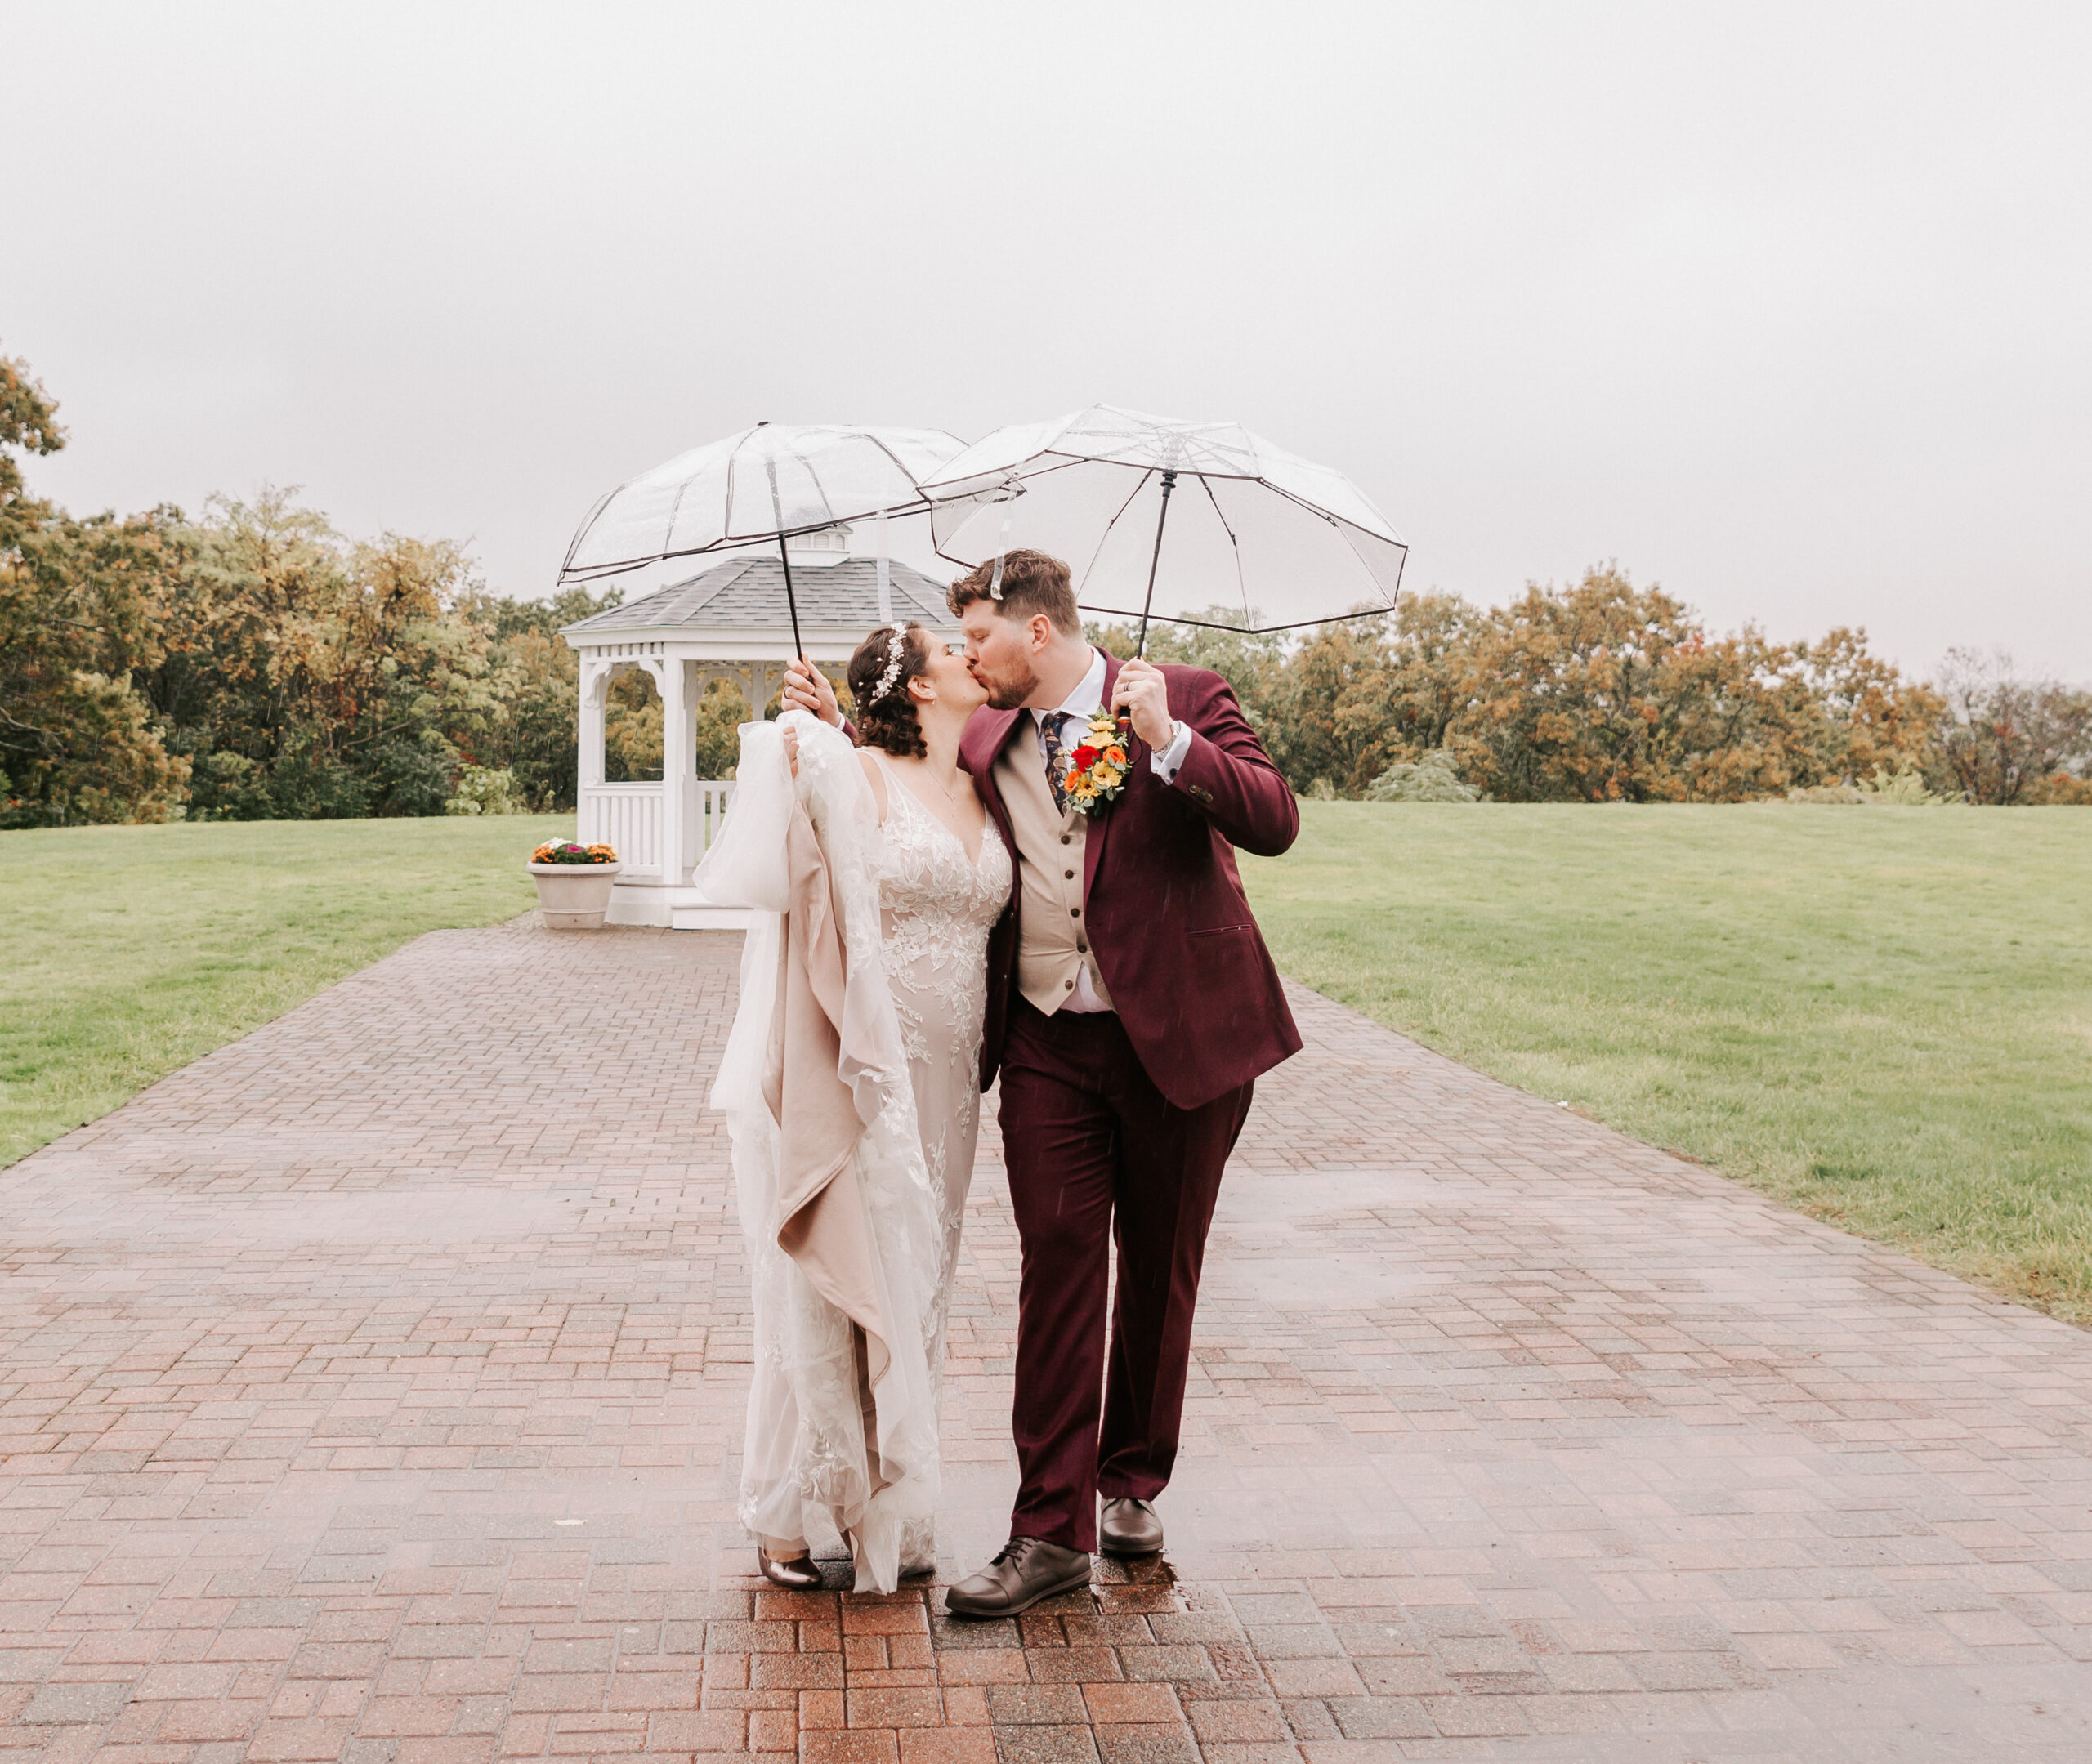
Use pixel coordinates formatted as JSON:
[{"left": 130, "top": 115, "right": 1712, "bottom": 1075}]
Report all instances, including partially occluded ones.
[{"left": 559, "top": 527, "right": 957, "bottom": 928}]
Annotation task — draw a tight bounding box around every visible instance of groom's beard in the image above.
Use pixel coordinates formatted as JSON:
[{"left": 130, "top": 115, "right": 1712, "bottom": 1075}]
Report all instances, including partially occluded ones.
[{"left": 978, "top": 661, "right": 1039, "bottom": 712}]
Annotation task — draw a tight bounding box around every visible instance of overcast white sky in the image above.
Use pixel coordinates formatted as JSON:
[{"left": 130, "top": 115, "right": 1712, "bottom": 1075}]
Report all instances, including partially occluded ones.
[{"left": 7, "top": 2, "right": 2090, "bottom": 680}]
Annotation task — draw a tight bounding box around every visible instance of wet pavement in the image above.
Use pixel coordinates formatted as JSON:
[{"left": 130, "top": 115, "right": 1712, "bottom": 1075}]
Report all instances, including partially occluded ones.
[{"left": 3, "top": 920, "right": 2091, "bottom": 1763}]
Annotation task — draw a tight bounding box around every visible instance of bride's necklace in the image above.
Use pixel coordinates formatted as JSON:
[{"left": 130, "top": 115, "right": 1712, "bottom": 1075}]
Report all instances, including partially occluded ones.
[{"left": 905, "top": 756, "right": 966, "bottom": 805}]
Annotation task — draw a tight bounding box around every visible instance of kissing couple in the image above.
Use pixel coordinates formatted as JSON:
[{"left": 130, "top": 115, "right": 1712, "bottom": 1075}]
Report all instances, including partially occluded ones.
[{"left": 695, "top": 547, "right": 1301, "bottom": 1615}]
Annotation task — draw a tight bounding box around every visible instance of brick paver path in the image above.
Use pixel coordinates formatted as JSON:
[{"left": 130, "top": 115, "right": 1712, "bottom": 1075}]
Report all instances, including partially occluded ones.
[{"left": 6, "top": 923, "right": 2092, "bottom": 1764}]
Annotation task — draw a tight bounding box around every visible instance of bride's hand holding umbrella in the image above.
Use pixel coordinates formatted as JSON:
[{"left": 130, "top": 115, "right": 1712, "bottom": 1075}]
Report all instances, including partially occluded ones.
[{"left": 783, "top": 658, "right": 841, "bottom": 726}]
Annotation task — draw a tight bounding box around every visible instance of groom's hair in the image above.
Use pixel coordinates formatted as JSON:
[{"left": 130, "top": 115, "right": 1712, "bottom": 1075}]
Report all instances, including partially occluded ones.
[{"left": 947, "top": 549, "right": 1081, "bottom": 636}]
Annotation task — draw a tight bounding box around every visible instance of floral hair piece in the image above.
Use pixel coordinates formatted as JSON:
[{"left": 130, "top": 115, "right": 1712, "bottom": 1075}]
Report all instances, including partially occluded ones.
[{"left": 866, "top": 624, "right": 909, "bottom": 703}]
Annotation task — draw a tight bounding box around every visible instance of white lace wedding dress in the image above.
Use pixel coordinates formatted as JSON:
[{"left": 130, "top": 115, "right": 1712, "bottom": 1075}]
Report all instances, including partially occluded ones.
[{"left": 694, "top": 714, "right": 1010, "bottom": 1591}]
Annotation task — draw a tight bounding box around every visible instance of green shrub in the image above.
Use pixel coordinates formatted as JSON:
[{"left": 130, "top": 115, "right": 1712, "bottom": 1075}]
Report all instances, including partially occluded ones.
[
  {"left": 1369, "top": 749, "right": 1481, "bottom": 802},
  {"left": 446, "top": 763, "right": 524, "bottom": 815}
]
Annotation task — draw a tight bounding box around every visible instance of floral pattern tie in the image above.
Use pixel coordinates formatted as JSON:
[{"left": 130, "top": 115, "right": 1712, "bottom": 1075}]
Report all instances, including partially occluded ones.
[{"left": 1040, "top": 712, "right": 1070, "bottom": 813}]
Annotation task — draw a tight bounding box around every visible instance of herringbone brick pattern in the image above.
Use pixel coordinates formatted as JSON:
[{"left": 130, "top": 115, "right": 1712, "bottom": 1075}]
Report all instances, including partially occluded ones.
[{"left": 2, "top": 921, "right": 2090, "bottom": 1762}]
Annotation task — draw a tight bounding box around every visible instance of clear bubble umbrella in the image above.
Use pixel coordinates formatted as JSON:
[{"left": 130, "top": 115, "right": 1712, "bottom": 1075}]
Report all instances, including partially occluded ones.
[
  {"left": 921, "top": 404, "right": 1407, "bottom": 652},
  {"left": 559, "top": 421, "right": 968, "bottom": 657}
]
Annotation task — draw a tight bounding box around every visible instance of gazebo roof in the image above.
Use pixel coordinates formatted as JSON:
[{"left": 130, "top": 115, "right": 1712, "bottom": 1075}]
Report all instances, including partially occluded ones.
[{"left": 561, "top": 556, "right": 954, "bottom": 639}]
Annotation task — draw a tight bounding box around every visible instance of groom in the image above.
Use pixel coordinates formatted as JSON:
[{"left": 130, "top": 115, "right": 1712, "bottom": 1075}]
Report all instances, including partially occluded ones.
[
  {"left": 785, "top": 550, "right": 1301, "bottom": 1615},
  {"left": 949, "top": 546, "right": 1308, "bottom": 1617}
]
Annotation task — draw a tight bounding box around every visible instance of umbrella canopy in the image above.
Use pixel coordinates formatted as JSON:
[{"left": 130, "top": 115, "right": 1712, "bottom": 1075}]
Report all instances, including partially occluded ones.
[
  {"left": 922, "top": 405, "right": 1407, "bottom": 636},
  {"left": 559, "top": 421, "right": 968, "bottom": 659},
  {"left": 560, "top": 422, "right": 967, "bottom": 583}
]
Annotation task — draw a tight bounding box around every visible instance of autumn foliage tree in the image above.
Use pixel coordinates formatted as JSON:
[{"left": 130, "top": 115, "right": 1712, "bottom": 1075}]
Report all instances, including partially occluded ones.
[
  {"left": 6, "top": 343, "right": 2084, "bottom": 824},
  {"left": 1931, "top": 650, "right": 2092, "bottom": 805},
  {"left": 2, "top": 346, "right": 627, "bottom": 824},
  {"left": 2, "top": 355, "right": 190, "bottom": 826},
  {"left": 1100, "top": 567, "right": 1957, "bottom": 805},
  {"left": 1446, "top": 569, "right": 1940, "bottom": 803},
  {"left": 136, "top": 489, "right": 503, "bottom": 817}
]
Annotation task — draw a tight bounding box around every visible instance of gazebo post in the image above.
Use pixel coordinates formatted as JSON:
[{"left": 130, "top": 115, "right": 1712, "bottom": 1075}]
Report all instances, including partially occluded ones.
[
  {"left": 576, "top": 663, "right": 608, "bottom": 843},
  {"left": 660, "top": 656, "right": 695, "bottom": 882}
]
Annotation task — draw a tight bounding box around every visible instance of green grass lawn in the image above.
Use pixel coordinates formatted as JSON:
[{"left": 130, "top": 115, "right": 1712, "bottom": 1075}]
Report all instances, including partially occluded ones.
[
  {"left": 1, "top": 816, "right": 569, "bottom": 1166},
  {"left": 11, "top": 806, "right": 2091, "bottom": 1326},
  {"left": 1241, "top": 803, "right": 2092, "bottom": 1322}
]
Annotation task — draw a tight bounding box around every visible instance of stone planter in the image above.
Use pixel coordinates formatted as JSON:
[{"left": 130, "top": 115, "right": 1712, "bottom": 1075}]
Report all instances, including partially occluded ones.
[{"left": 527, "top": 861, "right": 621, "bottom": 930}]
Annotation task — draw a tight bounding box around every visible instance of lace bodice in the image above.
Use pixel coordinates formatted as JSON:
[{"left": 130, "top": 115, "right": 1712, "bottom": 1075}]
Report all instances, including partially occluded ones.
[
  {"left": 872, "top": 760, "right": 1012, "bottom": 970},
  {"left": 869, "top": 757, "right": 1011, "bottom": 1221}
]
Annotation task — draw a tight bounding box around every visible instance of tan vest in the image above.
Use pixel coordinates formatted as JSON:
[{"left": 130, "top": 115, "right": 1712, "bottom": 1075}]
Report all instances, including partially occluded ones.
[{"left": 995, "top": 721, "right": 1114, "bottom": 1016}]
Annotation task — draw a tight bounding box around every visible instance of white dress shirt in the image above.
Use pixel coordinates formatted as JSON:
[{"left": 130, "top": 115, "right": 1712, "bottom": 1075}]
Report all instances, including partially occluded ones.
[
  {"left": 1030, "top": 649, "right": 1195, "bottom": 1013},
  {"left": 1030, "top": 648, "right": 1195, "bottom": 782}
]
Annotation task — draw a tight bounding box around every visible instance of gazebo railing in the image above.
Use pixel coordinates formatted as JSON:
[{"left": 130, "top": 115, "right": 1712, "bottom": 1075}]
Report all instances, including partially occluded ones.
[
  {"left": 579, "top": 782, "right": 663, "bottom": 875},
  {"left": 580, "top": 779, "right": 735, "bottom": 882},
  {"left": 698, "top": 781, "right": 732, "bottom": 853}
]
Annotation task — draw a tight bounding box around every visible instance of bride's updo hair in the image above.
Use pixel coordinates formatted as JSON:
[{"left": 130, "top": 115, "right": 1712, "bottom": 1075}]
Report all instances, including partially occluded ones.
[{"left": 847, "top": 622, "right": 931, "bottom": 759}]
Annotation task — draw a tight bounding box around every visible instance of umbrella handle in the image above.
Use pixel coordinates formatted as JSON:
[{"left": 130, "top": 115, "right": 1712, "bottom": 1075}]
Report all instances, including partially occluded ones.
[
  {"left": 1133, "top": 469, "right": 1178, "bottom": 659},
  {"left": 775, "top": 532, "right": 807, "bottom": 671},
  {"left": 762, "top": 437, "right": 808, "bottom": 671}
]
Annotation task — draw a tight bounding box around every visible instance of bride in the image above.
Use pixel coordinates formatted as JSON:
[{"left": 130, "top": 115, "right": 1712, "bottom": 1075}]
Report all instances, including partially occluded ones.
[{"left": 694, "top": 623, "right": 1010, "bottom": 1592}]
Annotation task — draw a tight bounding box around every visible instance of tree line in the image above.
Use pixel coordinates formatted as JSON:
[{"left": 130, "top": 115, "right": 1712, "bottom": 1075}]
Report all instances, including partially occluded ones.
[
  {"left": 2, "top": 353, "right": 635, "bottom": 827},
  {"left": 1097, "top": 583, "right": 2091, "bottom": 806},
  {"left": 5, "top": 349, "right": 2086, "bottom": 827}
]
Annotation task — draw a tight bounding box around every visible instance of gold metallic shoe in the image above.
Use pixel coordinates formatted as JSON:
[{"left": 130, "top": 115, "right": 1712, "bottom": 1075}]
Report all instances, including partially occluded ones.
[{"left": 758, "top": 1546, "right": 821, "bottom": 1590}]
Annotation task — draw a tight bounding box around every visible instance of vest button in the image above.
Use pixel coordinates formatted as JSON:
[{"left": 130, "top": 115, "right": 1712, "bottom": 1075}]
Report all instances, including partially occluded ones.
[
  {"left": 1077, "top": 941, "right": 1087, "bottom": 953},
  {"left": 1060, "top": 833, "right": 1071, "bottom": 844},
  {"left": 1063, "top": 869, "right": 1075, "bottom": 879},
  {"left": 1070, "top": 907, "right": 1080, "bottom": 918},
  {"left": 1064, "top": 979, "right": 1075, "bottom": 989}
]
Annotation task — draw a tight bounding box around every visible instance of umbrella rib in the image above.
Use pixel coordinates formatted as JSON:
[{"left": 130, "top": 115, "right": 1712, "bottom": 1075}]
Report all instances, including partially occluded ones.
[
  {"left": 662, "top": 476, "right": 695, "bottom": 556},
  {"left": 1195, "top": 474, "right": 1252, "bottom": 624},
  {"left": 720, "top": 423, "right": 766, "bottom": 546},
  {"left": 1330, "top": 517, "right": 1409, "bottom": 605},
  {"left": 1254, "top": 476, "right": 1406, "bottom": 547},
  {"left": 858, "top": 432, "right": 954, "bottom": 515},
  {"left": 1074, "top": 603, "right": 1388, "bottom": 636},
  {"left": 1251, "top": 476, "right": 1409, "bottom": 604},
  {"left": 928, "top": 454, "right": 1091, "bottom": 567},
  {"left": 560, "top": 488, "right": 618, "bottom": 579},
  {"left": 559, "top": 529, "right": 801, "bottom": 583},
  {"left": 1075, "top": 467, "right": 1156, "bottom": 594},
  {"left": 782, "top": 434, "right": 840, "bottom": 528},
  {"left": 730, "top": 431, "right": 947, "bottom": 541}
]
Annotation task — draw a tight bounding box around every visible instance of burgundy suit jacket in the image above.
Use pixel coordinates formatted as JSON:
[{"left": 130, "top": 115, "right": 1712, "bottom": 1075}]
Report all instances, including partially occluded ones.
[{"left": 960, "top": 651, "right": 1303, "bottom": 1111}]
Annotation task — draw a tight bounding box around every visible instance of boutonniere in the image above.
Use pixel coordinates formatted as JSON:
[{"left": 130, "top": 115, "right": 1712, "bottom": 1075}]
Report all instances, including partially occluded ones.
[{"left": 1062, "top": 709, "right": 1133, "bottom": 816}]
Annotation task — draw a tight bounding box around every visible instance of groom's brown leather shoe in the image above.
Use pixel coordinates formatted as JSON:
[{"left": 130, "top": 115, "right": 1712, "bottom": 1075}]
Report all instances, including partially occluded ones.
[
  {"left": 1099, "top": 1497, "right": 1164, "bottom": 1555},
  {"left": 944, "top": 1537, "right": 1091, "bottom": 1618}
]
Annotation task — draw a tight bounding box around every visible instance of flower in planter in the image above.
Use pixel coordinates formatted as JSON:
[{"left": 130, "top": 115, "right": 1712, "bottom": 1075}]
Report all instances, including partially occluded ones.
[{"left": 532, "top": 841, "right": 619, "bottom": 864}]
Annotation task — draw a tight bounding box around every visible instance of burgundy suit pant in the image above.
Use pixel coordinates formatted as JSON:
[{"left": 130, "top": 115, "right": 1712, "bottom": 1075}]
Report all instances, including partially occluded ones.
[{"left": 997, "top": 997, "right": 1254, "bottom": 1552}]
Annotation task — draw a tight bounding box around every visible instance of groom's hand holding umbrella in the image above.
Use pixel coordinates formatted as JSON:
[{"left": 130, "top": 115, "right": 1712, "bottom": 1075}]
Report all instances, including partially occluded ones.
[
  {"left": 783, "top": 658, "right": 841, "bottom": 726},
  {"left": 1109, "top": 657, "right": 1178, "bottom": 752}
]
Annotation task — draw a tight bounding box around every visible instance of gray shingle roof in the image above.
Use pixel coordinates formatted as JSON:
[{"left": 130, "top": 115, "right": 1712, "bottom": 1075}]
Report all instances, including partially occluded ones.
[{"left": 562, "top": 557, "right": 954, "bottom": 634}]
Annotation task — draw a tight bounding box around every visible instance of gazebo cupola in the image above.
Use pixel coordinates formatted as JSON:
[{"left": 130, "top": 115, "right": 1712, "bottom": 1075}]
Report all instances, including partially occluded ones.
[{"left": 559, "top": 531, "right": 956, "bottom": 928}]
